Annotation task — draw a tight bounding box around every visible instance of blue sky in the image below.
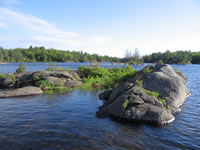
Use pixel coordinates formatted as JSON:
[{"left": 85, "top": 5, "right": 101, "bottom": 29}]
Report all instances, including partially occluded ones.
[{"left": 0, "top": 0, "right": 200, "bottom": 57}]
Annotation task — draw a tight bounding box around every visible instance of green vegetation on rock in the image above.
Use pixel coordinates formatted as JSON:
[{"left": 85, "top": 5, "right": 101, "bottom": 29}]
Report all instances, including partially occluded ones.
[
  {"left": 0, "top": 74, "right": 8, "bottom": 78},
  {"left": 46, "top": 63, "right": 71, "bottom": 72},
  {"left": 122, "top": 99, "right": 130, "bottom": 109},
  {"left": 16, "top": 63, "right": 26, "bottom": 73},
  {"left": 144, "top": 89, "right": 166, "bottom": 105},
  {"left": 78, "top": 66, "right": 135, "bottom": 90},
  {"left": 136, "top": 78, "right": 143, "bottom": 87},
  {"left": 38, "top": 80, "right": 68, "bottom": 93},
  {"left": 39, "top": 80, "right": 53, "bottom": 90},
  {"left": 143, "top": 66, "right": 152, "bottom": 74}
]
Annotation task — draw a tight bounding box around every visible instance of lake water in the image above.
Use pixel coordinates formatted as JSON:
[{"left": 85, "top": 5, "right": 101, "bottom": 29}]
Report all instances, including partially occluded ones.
[{"left": 0, "top": 63, "right": 199, "bottom": 150}]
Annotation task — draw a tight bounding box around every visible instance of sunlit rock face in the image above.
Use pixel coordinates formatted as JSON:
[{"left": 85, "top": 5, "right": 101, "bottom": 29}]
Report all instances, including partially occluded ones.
[{"left": 97, "top": 64, "right": 190, "bottom": 124}]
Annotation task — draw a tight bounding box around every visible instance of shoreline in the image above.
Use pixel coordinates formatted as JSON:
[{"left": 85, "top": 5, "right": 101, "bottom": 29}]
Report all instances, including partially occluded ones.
[{"left": 0, "top": 62, "right": 8, "bottom": 64}]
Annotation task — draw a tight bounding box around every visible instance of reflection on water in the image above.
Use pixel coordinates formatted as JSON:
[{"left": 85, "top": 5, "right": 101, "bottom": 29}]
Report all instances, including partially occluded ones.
[{"left": 0, "top": 63, "right": 199, "bottom": 149}]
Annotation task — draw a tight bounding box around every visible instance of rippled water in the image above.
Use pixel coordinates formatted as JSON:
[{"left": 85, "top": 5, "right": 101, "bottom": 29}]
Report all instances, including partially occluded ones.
[{"left": 0, "top": 63, "right": 199, "bottom": 150}]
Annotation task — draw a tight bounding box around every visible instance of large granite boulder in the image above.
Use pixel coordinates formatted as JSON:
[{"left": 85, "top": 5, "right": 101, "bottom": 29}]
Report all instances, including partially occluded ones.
[
  {"left": 0, "top": 86, "right": 43, "bottom": 98},
  {"left": 97, "top": 64, "right": 190, "bottom": 124}
]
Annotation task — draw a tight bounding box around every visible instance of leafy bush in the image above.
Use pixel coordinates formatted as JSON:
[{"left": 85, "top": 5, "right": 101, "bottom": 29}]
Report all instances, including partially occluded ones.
[
  {"left": 38, "top": 80, "right": 53, "bottom": 90},
  {"left": 16, "top": 63, "right": 26, "bottom": 73},
  {"left": 143, "top": 66, "right": 152, "bottom": 74},
  {"left": 78, "top": 66, "right": 135, "bottom": 90},
  {"left": 0, "top": 74, "right": 7, "bottom": 78},
  {"left": 0, "top": 74, "right": 16, "bottom": 80}
]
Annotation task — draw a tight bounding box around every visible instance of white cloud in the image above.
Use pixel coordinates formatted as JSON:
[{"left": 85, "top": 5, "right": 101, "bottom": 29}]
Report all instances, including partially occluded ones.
[
  {"left": 0, "top": 7, "right": 112, "bottom": 53},
  {"left": 0, "top": 8, "right": 80, "bottom": 38},
  {"left": 0, "top": 22, "right": 6, "bottom": 27}
]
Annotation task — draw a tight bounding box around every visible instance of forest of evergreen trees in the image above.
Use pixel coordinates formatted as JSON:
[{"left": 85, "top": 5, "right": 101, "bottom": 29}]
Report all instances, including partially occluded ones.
[{"left": 0, "top": 46, "right": 120, "bottom": 63}]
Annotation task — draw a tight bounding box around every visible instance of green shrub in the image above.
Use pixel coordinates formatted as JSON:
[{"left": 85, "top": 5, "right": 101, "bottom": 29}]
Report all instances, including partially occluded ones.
[
  {"left": 78, "top": 66, "right": 135, "bottom": 90},
  {"left": 39, "top": 80, "right": 53, "bottom": 90},
  {"left": 122, "top": 99, "right": 129, "bottom": 109},
  {"left": 144, "top": 89, "right": 166, "bottom": 105},
  {"left": 145, "top": 90, "right": 159, "bottom": 98},
  {"left": 16, "top": 63, "right": 26, "bottom": 73},
  {"left": 143, "top": 66, "right": 152, "bottom": 74},
  {"left": 53, "top": 80, "right": 65, "bottom": 90},
  {"left": 46, "top": 63, "right": 55, "bottom": 71},
  {"left": 0, "top": 74, "right": 7, "bottom": 78},
  {"left": 157, "top": 60, "right": 164, "bottom": 64},
  {"left": 158, "top": 98, "right": 166, "bottom": 105},
  {"left": 11, "top": 74, "right": 16, "bottom": 80},
  {"left": 34, "top": 76, "right": 40, "bottom": 80},
  {"left": 0, "top": 74, "right": 16, "bottom": 80},
  {"left": 55, "top": 67, "right": 65, "bottom": 71},
  {"left": 136, "top": 79, "right": 143, "bottom": 87},
  {"left": 65, "top": 67, "right": 71, "bottom": 71}
]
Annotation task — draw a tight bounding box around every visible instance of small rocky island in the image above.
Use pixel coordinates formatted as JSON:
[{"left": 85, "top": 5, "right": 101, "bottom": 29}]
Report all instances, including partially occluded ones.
[
  {"left": 97, "top": 64, "right": 190, "bottom": 124},
  {"left": 0, "top": 64, "right": 190, "bottom": 124},
  {"left": 0, "top": 70, "right": 82, "bottom": 98}
]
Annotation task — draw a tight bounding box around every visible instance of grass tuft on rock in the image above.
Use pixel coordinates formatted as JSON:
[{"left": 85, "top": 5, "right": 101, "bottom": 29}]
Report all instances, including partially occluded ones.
[{"left": 122, "top": 99, "right": 130, "bottom": 109}]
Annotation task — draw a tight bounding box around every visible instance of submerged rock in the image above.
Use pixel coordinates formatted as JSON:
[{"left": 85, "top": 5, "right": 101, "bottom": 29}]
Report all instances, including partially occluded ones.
[
  {"left": 0, "top": 86, "right": 43, "bottom": 98},
  {"left": 97, "top": 64, "right": 190, "bottom": 124}
]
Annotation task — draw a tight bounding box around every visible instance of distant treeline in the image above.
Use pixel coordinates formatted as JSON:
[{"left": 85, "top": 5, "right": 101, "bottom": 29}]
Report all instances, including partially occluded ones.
[
  {"left": 0, "top": 46, "right": 120, "bottom": 63},
  {"left": 143, "top": 50, "right": 200, "bottom": 64},
  {"left": 1, "top": 46, "right": 200, "bottom": 64}
]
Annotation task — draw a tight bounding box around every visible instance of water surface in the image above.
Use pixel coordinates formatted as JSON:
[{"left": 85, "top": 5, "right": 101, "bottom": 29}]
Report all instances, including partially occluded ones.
[{"left": 0, "top": 63, "right": 199, "bottom": 150}]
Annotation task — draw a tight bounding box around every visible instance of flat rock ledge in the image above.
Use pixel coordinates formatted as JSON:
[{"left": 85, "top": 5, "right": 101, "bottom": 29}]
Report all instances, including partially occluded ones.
[
  {"left": 97, "top": 64, "right": 190, "bottom": 124},
  {"left": 0, "top": 86, "right": 43, "bottom": 98}
]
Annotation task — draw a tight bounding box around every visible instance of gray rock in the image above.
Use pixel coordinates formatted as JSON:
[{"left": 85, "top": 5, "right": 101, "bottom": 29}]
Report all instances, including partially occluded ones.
[
  {"left": 143, "top": 65, "right": 190, "bottom": 111},
  {"left": 43, "top": 76, "right": 66, "bottom": 86},
  {"left": 123, "top": 103, "right": 174, "bottom": 124},
  {"left": 99, "top": 90, "right": 113, "bottom": 100},
  {"left": 0, "top": 77, "right": 15, "bottom": 88},
  {"left": 97, "top": 64, "right": 190, "bottom": 124},
  {"left": 13, "top": 70, "right": 82, "bottom": 89},
  {"left": 64, "top": 80, "right": 83, "bottom": 88},
  {"left": 0, "top": 86, "right": 43, "bottom": 98}
]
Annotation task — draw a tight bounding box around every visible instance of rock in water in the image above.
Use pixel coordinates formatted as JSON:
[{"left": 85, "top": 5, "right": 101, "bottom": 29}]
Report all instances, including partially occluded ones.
[
  {"left": 0, "top": 86, "right": 43, "bottom": 98},
  {"left": 97, "top": 64, "right": 190, "bottom": 124}
]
